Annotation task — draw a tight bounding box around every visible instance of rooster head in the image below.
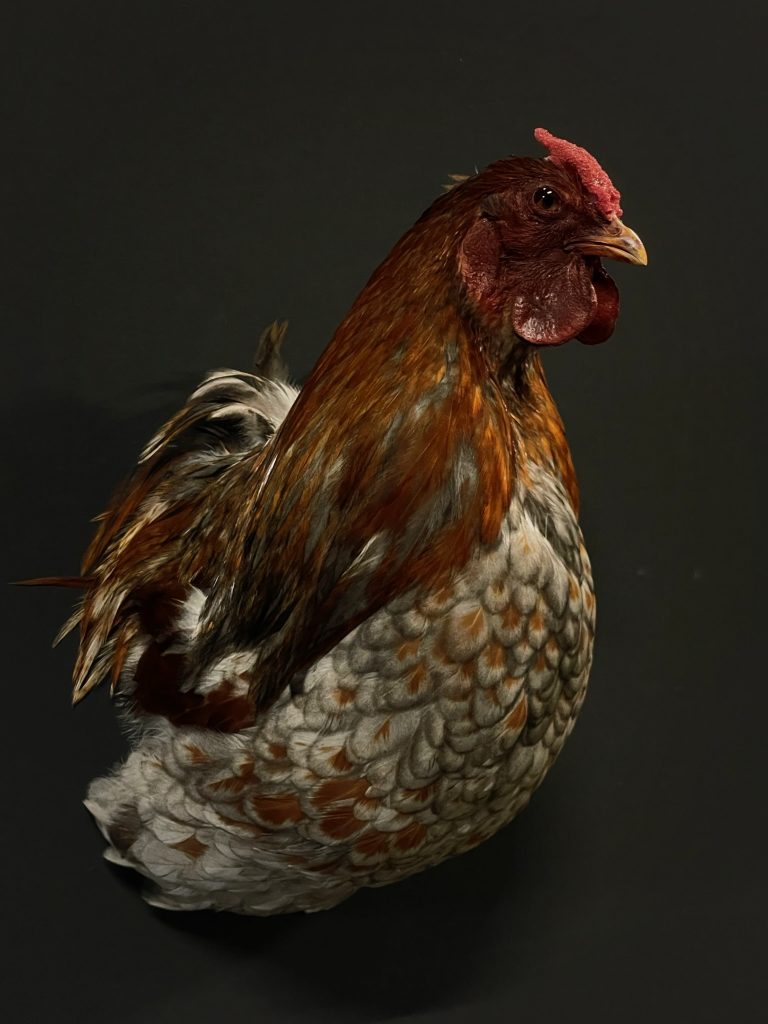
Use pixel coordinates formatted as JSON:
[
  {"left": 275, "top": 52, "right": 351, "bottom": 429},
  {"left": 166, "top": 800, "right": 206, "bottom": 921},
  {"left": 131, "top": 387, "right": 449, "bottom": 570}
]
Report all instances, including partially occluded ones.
[{"left": 454, "top": 127, "right": 646, "bottom": 347}]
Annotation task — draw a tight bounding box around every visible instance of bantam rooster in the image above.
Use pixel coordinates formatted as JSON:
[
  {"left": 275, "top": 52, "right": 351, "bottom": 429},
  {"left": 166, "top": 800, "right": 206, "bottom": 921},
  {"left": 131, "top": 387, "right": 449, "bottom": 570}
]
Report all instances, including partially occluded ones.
[{"left": 42, "top": 128, "right": 646, "bottom": 914}]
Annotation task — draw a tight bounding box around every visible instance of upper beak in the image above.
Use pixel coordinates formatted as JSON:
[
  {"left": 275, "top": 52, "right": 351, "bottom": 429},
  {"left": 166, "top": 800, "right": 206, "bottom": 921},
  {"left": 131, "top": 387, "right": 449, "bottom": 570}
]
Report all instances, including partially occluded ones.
[{"left": 567, "top": 216, "right": 648, "bottom": 266}]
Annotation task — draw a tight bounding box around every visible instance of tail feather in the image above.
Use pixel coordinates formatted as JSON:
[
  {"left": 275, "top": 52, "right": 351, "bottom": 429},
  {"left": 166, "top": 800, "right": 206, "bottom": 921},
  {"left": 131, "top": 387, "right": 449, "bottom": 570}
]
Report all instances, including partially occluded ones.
[
  {"left": 252, "top": 319, "right": 289, "bottom": 381},
  {"left": 14, "top": 575, "right": 92, "bottom": 589},
  {"left": 53, "top": 322, "right": 299, "bottom": 708}
]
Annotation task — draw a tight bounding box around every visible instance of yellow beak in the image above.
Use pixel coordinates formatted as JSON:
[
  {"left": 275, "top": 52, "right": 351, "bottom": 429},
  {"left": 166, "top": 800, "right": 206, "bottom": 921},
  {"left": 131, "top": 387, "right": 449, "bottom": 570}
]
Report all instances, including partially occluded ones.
[{"left": 568, "top": 216, "right": 648, "bottom": 266}]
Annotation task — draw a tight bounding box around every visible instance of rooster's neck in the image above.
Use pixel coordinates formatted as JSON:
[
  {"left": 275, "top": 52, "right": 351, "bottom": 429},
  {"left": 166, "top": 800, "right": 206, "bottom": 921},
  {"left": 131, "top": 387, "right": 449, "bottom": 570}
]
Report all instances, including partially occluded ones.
[
  {"left": 497, "top": 349, "right": 580, "bottom": 515},
  {"left": 298, "top": 239, "right": 578, "bottom": 518}
]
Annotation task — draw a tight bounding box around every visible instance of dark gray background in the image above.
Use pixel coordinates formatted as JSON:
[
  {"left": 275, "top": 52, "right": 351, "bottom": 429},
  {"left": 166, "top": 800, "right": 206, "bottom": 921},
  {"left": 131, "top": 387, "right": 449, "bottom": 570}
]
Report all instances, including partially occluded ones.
[{"left": 4, "top": 3, "right": 766, "bottom": 1022}]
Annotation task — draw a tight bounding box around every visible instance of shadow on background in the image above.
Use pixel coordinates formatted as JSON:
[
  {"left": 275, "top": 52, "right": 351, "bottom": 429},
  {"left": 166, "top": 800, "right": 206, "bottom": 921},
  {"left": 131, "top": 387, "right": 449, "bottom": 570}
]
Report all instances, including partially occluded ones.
[{"left": 147, "top": 809, "right": 551, "bottom": 1021}]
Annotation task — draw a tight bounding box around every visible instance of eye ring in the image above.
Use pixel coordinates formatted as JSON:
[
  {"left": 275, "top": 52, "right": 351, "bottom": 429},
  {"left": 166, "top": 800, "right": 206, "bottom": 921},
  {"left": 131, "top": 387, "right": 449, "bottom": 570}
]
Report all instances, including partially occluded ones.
[{"left": 532, "top": 186, "right": 560, "bottom": 211}]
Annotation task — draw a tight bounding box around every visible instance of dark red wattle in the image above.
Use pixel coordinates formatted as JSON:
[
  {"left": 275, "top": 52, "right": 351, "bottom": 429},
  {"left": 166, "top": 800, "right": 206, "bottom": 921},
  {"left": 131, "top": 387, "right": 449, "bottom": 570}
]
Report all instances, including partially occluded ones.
[{"left": 577, "top": 261, "right": 620, "bottom": 345}]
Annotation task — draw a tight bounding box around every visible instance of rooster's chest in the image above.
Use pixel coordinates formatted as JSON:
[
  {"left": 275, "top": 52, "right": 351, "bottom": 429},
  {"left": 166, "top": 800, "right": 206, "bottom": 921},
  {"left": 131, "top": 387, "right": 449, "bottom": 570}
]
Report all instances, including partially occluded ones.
[{"left": 224, "top": 466, "right": 595, "bottom": 873}]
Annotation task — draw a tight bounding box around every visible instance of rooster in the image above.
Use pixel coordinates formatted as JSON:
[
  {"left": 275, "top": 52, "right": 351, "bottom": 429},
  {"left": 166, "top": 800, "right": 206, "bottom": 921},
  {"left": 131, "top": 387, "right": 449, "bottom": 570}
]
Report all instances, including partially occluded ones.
[{"left": 38, "top": 128, "right": 646, "bottom": 914}]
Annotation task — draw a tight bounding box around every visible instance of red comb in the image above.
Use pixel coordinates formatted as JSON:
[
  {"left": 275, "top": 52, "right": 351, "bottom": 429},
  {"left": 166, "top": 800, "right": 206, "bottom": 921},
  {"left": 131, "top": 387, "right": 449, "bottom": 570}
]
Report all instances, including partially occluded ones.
[{"left": 534, "top": 127, "right": 622, "bottom": 219}]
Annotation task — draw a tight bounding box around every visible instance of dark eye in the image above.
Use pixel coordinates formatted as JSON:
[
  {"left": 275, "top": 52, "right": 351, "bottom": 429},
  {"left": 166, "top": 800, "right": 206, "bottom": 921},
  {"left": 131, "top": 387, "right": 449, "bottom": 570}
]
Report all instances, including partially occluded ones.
[{"left": 533, "top": 186, "right": 560, "bottom": 211}]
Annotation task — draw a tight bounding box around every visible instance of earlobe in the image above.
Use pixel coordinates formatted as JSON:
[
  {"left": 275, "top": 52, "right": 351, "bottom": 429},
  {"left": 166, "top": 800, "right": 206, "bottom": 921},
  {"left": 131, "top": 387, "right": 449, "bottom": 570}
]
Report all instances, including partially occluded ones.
[{"left": 458, "top": 216, "right": 502, "bottom": 306}]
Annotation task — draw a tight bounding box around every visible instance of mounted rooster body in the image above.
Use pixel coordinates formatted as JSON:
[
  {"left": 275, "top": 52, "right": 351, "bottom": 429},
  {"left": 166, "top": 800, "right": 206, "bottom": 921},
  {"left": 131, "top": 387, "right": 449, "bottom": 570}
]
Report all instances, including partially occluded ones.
[{"left": 49, "top": 130, "right": 646, "bottom": 914}]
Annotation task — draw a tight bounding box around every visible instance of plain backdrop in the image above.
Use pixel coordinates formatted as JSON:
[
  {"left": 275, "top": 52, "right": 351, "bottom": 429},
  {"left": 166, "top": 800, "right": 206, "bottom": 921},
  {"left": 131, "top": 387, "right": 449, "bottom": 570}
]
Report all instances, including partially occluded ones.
[{"left": 4, "top": 3, "right": 766, "bottom": 1022}]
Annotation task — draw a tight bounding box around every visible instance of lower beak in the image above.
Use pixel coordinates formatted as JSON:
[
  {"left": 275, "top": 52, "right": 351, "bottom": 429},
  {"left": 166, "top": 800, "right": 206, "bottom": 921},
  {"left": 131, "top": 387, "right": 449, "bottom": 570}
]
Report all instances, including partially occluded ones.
[{"left": 568, "top": 217, "right": 648, "bottom": 266}]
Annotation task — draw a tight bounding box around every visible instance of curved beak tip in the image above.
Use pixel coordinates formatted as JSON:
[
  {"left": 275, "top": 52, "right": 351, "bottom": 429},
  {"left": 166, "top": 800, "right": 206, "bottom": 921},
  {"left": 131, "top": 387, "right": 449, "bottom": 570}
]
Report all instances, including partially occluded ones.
[{"left": 615, "top": 220, "right": 648, "bottom": 266}]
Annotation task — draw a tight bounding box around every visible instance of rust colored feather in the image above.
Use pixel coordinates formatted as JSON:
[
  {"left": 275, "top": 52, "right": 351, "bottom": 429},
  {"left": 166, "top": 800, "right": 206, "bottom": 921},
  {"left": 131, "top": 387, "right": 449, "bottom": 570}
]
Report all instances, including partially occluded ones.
[{"left": 55, "top": 170, "right": 586, "bottom": 727}]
